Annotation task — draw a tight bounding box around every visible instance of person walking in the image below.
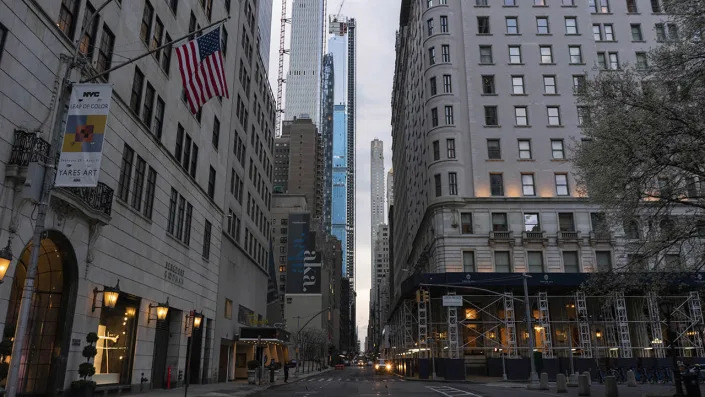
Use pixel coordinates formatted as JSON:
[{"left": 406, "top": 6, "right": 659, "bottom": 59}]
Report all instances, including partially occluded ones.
[{"left": 284, "top": 362, "right": 289, "bottom": 383}]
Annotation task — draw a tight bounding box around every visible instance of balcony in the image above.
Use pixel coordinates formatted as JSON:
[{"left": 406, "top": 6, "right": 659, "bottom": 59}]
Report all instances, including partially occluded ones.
[
  {"left": 589, "top": 231, "right": 614, "bottom": 246},
  {"left": 6, "top": 130, "right": 50, "bottom": 181},
  {"left": 54, "top": 182, "right": 114, "bottom": 223},
  {"left": 522, "top": 231, "right": 548, "bottom": 246},
  {"left": 489, "top": 231, "right": 514, "bottom": 246},
  {"left": 557, "top": 230, "right": 582, "bottom": 246}
]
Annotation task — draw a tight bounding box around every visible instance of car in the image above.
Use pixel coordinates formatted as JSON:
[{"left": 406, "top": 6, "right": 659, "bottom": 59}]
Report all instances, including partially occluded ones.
[
  {"left": 335, "top": 364, "right": 345, "bottom": 370},
  {"left": 358, "top": 361, "right": 365, "bottom": 367},
  {"left": 344, "top": 360, "right": 350, "bottom": 366},
  {"left": 374, "top": 359, "right": 392, "bottom": 374}
]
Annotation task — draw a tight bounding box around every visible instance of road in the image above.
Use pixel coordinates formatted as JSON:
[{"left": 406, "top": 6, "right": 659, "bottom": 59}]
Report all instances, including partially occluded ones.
[{"left": 254, "top": 366, "right": 679, "bottom": 397}]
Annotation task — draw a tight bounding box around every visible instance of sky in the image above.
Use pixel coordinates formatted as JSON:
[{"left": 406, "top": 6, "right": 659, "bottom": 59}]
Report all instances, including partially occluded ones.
[{"left": 267, "top": 0, "right": 400, "bottom": 350}]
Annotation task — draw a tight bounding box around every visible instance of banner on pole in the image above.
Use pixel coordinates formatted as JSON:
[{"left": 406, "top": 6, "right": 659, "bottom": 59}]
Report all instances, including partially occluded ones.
[
  {"left": 286, "top": 213, "right": 322, "bottom": 294},
  {"left": 55, "top": 83, "right": 112, "bottom": 187}
]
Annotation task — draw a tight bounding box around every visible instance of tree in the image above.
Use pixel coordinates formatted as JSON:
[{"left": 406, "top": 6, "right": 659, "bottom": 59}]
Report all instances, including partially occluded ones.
[{"left": 574, "top": 0, "right": 705, "bottom": 292}]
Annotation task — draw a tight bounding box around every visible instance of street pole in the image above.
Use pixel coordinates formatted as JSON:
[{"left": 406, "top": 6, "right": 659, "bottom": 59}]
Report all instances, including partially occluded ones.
[
  {"left": 568, "top": 321, "right": 575, "bottom": 376},
  {"left": 429, "top": 338, "right": 437, "bottom": 380},
  {"left": 522, "top": 273, "right": 540, "bottom": 387},
  {"left": 184, "top": 319, "right": 193, "bottom": 397},
  {"left": 501, "top": 350, "right": 507, "bottom": 381},
  {"left": 666, "top": 314, "right": 685, "bottom": 397}
]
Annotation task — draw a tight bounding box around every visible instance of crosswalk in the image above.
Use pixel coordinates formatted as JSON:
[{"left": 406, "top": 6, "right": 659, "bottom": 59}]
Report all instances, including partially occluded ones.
[
  {"left": 305, "top": 377, "right": 405, "bottom": 383},
  {"left": 425, "top": 386, "right": 483, "bottom": 397}
]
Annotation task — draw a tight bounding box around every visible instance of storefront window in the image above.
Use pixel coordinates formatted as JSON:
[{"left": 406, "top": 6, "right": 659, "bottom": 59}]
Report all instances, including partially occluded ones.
[{"left": 94, "top": 294, "right": 140, "bottom": 385}]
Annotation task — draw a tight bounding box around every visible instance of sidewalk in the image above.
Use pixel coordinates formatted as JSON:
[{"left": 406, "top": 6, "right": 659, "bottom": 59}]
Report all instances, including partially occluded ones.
[
  {"left": 481, "top": 381, "right": 679, "bottom": 397},
  {"left": 124, "top": 368, "right": 333, "bottom": 397}
]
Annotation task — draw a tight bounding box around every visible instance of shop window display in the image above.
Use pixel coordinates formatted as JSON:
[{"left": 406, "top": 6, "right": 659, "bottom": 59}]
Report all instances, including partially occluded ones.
[{"left": 94, "top": 294, "right": 140, "bottom": 385}]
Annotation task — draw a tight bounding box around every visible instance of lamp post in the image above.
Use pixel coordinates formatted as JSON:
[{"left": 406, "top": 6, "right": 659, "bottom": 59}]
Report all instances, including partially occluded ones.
[
  {"left": 660, "top": 300, "right": 685, "bottom": 397},
  {"left": 184, "top": 310, "right": 203, "bottom": 397},
  {"left": 522, "top": 273, "right": 540, "bottom": 388},
  {"left": 0, "top": 238, "right": 12, "bottom": 282}
]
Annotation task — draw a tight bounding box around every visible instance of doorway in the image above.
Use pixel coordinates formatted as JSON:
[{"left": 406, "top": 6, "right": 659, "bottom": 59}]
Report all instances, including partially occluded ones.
[{"left": 151, "top": 310, "right": 171, "bottom": 388}]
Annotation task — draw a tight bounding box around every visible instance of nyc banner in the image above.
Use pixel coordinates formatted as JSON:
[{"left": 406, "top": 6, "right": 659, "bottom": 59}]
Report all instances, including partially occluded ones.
[{"left": 55, "top": 84, "right": 112, "bottom": 187}]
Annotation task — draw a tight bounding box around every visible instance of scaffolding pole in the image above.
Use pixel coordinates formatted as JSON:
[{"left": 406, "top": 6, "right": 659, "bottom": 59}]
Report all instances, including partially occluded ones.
[
  {"left": 614, "top": 292, "right": 633, "bottom": 358},
  {"left": 538, "top": 292, "right": 554, "bottom": 358},
  {"left": 689, "top": 291, "right": 705, "bottom": 357},
  {"left": 503, "top": 292, "right": 518, "bottom": 357},
  {"left": 448, "top": 306, "right": 460, "bottom": 359},
  {"left": 575, "top": 291, "right": 593, "bottom": 358},
  {"left": 647, "top": 292, "right": 666, "bottom": 358}
]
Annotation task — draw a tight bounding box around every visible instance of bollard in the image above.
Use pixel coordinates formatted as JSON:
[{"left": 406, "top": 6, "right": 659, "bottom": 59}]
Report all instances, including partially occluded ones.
[
  {"left": 540, "top": 372, "right": 549, "bottom": 390},
  {"left": 568, "top": 373, "right": 579, "bottom": 387},
  {"left": 578, "top": 374, "right": 591, "bottom": 396},
  {"left": 605, "top": 375, "right": 618, "bottom": 397},
  {"left": 582, "top": 371, "right": 592, "bottom": 385},
  {"left": 626, "top": 370, "right": 637, "bottom": 387},
  {"left": 556, "top": 373, "right": 568, "bottom": 393}
]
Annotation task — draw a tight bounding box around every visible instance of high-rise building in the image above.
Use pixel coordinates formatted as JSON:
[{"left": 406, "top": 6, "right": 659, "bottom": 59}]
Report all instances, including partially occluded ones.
[
  {"left": 282, "top": 118, "right": 323, "bottom": 218},
  {"left": 327, "top": 16, "right": 356, "bottom": 287},
  {"left": 371, "top": 139, "right": 386, "bottom": 254},
  {"left": 0, "top": 0, "right": 275, "bottom": 390},
  {"left": 320, "top": 54, "right": 335, "bottom": 234},
  {"left": 285, "top": 0, "right": 324, "bottom": 123},
  {"left": 387, "top": 169, "right": 394, "bottom": 210},
  {"left": 257, "top": 0, "right": 274, "bottom": 72},
  {"left": 387, "top": 0, "right": 703, "bottom": 373}
]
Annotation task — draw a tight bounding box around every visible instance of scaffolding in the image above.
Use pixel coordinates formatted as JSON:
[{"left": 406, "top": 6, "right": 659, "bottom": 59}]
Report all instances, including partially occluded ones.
[
  {"left": 504, "top": 292, "right": 518, "bottom": 357},
  {"left": 575, "top": 291, "right": 593, "bottom": 358},
  {"left": 538, "top": 292, "right": 554, "bottom": 358}
]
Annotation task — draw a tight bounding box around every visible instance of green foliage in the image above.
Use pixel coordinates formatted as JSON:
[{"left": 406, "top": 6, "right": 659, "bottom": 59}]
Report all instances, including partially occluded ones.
[
  {"left": 82, "top": 345, "right": 97, "bottom": 359},
  {"left": 85, "top": 332, "right": 99, "bottom": 344},
  {"left": 78, "top": 362, "right": 96, "bottom": 379}
]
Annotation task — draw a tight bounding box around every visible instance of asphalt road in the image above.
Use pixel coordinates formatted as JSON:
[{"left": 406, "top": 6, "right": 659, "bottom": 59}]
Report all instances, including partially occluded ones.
[{"left": 253, "top": 366, "right": 680, "bottom": 396}]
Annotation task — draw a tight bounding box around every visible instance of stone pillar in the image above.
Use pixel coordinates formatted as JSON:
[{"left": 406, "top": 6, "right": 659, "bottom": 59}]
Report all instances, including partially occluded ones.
[
  {"left": 578, "top": 374, "right": 591, "bottom": 396},
  {"left": 540, "top": 372, "right": 549, "bottom": 390},
  {"left": 605, "top": 376, "right": 618, "bottom": 397},
  {"left": 556, "top": 373, "right": 567, "bottom": 393}
]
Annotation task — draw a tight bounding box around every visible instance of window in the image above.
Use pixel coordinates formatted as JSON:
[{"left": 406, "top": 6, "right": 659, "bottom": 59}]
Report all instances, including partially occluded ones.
[
  {"left": 577, "top": 106, "right": 589, "bottom": 125},
  {"left": 534, "top": 0, "right": 546, "bottom": 5},
  {"left": 427, "top": 19, "right": 434, "bottom": 35},
  {"left": 485, "top": 106, "right": 498, "bottom": 125},
  {"left": 487, "top": 139, "right": 501, "bottom": 159},
  {"left": 558, "top": 213, "right": 575, "bottom": 231},
  {"left": 522, "top": 174, "right": 536, "bottom": 196},
  {"left": 190, "top": 145, "right": 199, "bottom": 178},
  {"left": 430, "top": 77, "right": 437, "bottom": 96},
  {"left": 539, "top": 45, "right": 553, "bottom": 64},
  {"left": 518, "top": 139, "right": 531, "bottom": 159},
  {"left": 169, "top": 0, "right": 178, "bottom": 13},
  {"left": 143, "top": 167, "right": 157, "bottom": 219},
  {"left": 443, "top": 75, "right": 452, "bottom": 93},
  {"left": 572, "top": 75, "right": 586, "bottom": 92},
  {"left": 596, "top": 251, "right": 612, "bottom": 271},
  {"left": 667, "top": 23, "right": 679, "bottom": 40},
  {"left": 490, "top": 174, "right": 504, "bottom": 196},
  {"left": 569, "top": 46, "right": 583, "bottom": 64},
  {"left": 539, "top": 76, "right": 556, "bottom": 95},
  {"left": 494, "top": 251, "right": 511, "bottom": 272},
  {"left": 555, "top": 174, "right": 569, "bottom": 196},
  {"left": 429, "top": 47, "right": 436, "bottom": 65},
  {"left": 167, "top": 189, "right": 177, "bottom": 234},
  {"left": 142, "top": 83, "right": 155, "bottom": 124},
  {"left": 603, "top": 24, "right": 614, "bottom": 41},
  {"left": 651, "top": 0, "right": 661, "bottom": 12},
  {"left": 476, "top": 0, "right": 488, "bottom": 5},
  {"left": 492, "top": 213, "right": 508, "bottom": 232},
  {"left": 524, "top": 213, "right": 540, "bottom": 231},
  {"left": 482, "top": 75, "right": 495, "bottom": 94},
  {"left": 203, "top": 220, "right": 212, "bottom": 259},
  {"left": 506, "top": 17, "right": 519, "bottom": 34},
  {"left": 547, "top": 106, "right": 561, "bottom": 125},
  {"left": 188, "top": 12, "right": 197, "bottom": 39},
  {"left": 117, "top": 145, "right": 135, "bottom": 202},
  {"left": 175, "top": 124, "right": 184, "bottom": 162},
  {"left": 655, "top": 24, "right": 666, "bottom": 41},
  {"left": 461, "top": 213, "right": 473, "bottom": 234},
  {"left": 431, "top": 107, "right": 439, "bottom": 127},
  {"left": 514, "top": 107, "right": 528, "bottom": 126},
  {"left": 151, "top": 17, "right": 164, "bottom": 60},
  {"left": 153, "top": 97, "right": 165, "bottom": 138},
  {"left": 212, "top": 117, "right": 220, "bottom": 149},
  {"left": 536, "top": 17, "right": 549, "bottom": 34},
  {"left": 434, "top": 174, "right": 442, "bottom": 197},
  {"left": 528, "top": 252, "right": 544, "bottom": 272},
  {"left": 508, "top": 45, "right": 522, "bottom": 64},
  {"left": 432, "top": 140, "right": 440, "bottom": 161},
  {"left": 441, "top": 45, "right": 450, "bottom": 62},
  {"left": 626, "top": 0, "right": 637, "bottom": 12},
  {"left": 448, "top": 173, "right": 458, "bottom": 195},
  {"left": 58, "top": 0, "right": 80, "bottom": 37},
  {"left": 225, "top": 299, "right": 233, "bottom": 319},
  {"left": 79, "top": 2, "right": 98, "bottom": 56},
  {"left": 589, "top": 0, "right": 610, "bottom": 13},
  {"left": 479, "top": 46, "right": 493, "bottom": 64},
  {"left": 631, "top": 24, "right": 643, "bottom": 41},
  {"left": 477, "top": 16, "right": 490, "bottom": 34},
  {"left": 131, "top": 156, "right": 146, "bottom": 211},
  {"left": 130, "top": 67, "right": 144, "bottom": 115},
  {"left": 593, "top": 24, "right": 603, "bottom": 41},
  {"left": 440, "top": 16, "right": 448, "bottom": 32},
  {"left": 565, "top": 17, "right": 578, "bottom": 34},
  {"left": 563, "top": 251, "right": 580, "bottom": 272},
  {"left": 140, "top": 1, "right": 154, "bottom": 46},
  {"left": 562, "top": 0, "right": 575, "bottom": 5},
  {"left": 591, "top": 213, "right": 608, "bottom": 237},
  {"left": 608, "top": 52, "right": 619, "bottom": 69},
  {"left": 96, "top": 24, "right": 115, "bottom": 75},
  {"left": 208, "top": 166, "right": 216, "bottom": 199},
  {"left": 444, "top": 106, "right": 454, "bottom": 124},
  {"left": 624, "top": 220, "right": 640, "bottom": 239},
  {"left": 446, "top": 139, "right": 456, "bottom": 158},
  {"left": 636, "top": 52, "right": 649, "bottom": 69},
  {"left": 551, "top": 140, "right": 565, "bottom": 159},
  {"left": 463, "top": 252, "right": 475, "bottom": 272},
  {"left": 221, "top": 28, "right": 228, "bottom": 57},
  {"left": 504, "top": 0, "right": 516, "bottom": 5}
]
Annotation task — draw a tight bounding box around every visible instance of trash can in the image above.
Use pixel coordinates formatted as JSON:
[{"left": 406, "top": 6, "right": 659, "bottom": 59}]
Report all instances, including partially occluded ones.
[{"left": 683, "top": 373, "right": 701, "bottom": 397}]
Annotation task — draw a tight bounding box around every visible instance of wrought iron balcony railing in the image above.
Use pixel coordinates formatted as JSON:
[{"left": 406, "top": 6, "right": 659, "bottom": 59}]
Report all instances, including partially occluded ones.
[
  {"left": 8, "top": 130, "right": 50, "bottom": 167},
  {"left": 57, "top": 182, "right": 114, "bottom": 217}
]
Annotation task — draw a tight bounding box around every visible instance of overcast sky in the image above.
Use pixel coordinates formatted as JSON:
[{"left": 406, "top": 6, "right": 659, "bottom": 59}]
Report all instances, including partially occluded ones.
[{"left": 267, "top": 0, "right": 400, "bottom": 350}]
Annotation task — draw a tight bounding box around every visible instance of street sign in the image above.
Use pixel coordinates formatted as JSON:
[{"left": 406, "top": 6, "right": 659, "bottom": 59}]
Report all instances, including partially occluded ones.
[{"left": 442, "top": 295, "right": 463, "bottom": 307}]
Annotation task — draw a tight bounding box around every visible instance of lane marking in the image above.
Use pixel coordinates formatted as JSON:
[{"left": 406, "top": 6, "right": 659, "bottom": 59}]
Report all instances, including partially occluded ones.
[{"left": 425, "top": 385, "right": 483, "bottom": 397}]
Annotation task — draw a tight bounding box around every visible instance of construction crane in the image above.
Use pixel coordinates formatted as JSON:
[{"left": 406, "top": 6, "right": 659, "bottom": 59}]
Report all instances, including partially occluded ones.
[
  {"left": 275, "top": 0, "right": 290, "bottom": 137},
  {"left": 334, "top": 0, "right": 345, "bottom": 21}
]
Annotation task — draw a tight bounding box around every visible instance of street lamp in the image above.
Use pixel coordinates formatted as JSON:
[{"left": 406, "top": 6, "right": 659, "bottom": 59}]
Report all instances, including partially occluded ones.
[
  {"left": 148, "top": 297, "right": 170, "bottom": 323},
  {"left": 0, "top": 238, "right": 12, "bottom": 283},
  {"left": 659, "top": 300, "right": 685, "bottom": 397},
  {"left": 91, "top": 280, "right": 120, "bottom": 312}
]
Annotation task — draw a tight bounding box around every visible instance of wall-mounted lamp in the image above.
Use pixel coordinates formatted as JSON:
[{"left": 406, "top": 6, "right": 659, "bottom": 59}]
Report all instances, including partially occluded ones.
[
  {"left": 185, "top": 310, "right": 203, "bottom": 331},
  {"left": 0, "top": 238, "right": 13, "bottom": 283},
  {"left": 148, "top": 297, "right": 170, "bottom": 323},
  {"left": 92, "top": 280, "right": 120, "bottom": 312}
]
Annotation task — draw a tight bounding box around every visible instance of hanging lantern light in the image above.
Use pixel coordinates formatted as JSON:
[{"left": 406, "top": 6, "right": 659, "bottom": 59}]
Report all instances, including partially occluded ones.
[
  {"left": 148, "top": 297, "right": 170, "bottom": 323},
  {"left": 92, "top": 280, "right": 120, "bottom": 312},
  {"left": 0, "top": 239, "right": 12, "bottom": 282}
]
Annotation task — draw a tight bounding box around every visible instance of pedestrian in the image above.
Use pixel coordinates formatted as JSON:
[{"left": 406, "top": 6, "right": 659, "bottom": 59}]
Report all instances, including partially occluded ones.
[{"left": 284, "top": 362, "right": 289, "bottom": 383}]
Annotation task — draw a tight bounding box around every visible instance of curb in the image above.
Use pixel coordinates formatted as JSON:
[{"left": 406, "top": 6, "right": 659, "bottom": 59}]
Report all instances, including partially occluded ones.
[{"left": 392, "top": 373, "right": 480, "bottom": 384}]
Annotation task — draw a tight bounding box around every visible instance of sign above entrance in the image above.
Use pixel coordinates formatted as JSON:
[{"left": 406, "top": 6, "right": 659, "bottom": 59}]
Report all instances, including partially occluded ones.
[{"left": 442, "top": 295, "right": 463, "bottom": 307}]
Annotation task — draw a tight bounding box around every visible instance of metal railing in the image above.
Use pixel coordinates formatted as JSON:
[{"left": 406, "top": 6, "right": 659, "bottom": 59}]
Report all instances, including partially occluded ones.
[
  {"left": 8, "top": 130, "right": 50, "bottom": 167},
  {"left": 59, "top": 182, "right": 114, "bottom": 217}
]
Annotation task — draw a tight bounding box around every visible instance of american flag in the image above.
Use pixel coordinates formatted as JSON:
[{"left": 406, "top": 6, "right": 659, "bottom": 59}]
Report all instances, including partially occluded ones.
[{"left": 175, "top": 27, "right": 229, "bottom": 114}]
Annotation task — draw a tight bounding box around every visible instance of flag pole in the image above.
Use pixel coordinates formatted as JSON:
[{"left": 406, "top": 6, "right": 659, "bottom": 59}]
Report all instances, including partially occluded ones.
[{"left": 82, "top": 16, "right": 230, "bottom": 83}]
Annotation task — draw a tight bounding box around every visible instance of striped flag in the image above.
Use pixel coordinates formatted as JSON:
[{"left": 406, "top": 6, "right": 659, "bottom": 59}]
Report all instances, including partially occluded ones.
[{"left": 175, "top": 27, "right": 229, "bottom": 114}]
